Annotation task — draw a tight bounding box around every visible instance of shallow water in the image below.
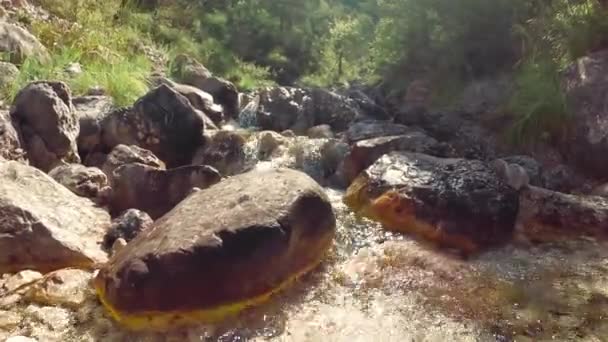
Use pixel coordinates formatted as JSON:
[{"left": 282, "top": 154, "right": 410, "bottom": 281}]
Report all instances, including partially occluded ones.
[{"left": 3, "top": 134, "right": 608, "bottom": 341}]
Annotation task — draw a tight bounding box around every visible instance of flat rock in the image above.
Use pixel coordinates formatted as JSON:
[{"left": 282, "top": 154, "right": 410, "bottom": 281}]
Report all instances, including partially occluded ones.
[
  {"left": 24, "top": 269, "right": 93, "bottom": 308},
  {"left": 100, "top": 84, "right": 206, "bottom": 168},
  {"left": 10, "top": 81, "right": 80, "bottom": 171},
  {"left": 48, "top": 163, "right": 107, "bottom": 199},
  {"left": 0, "top": 161, "right": 109, "bottom": 273},
  {"left": 110, "top": 162, "right": 221, "bottom": 219},
  {"left": 344, "top": 152, "right": 519, "bottom": 255},
  {"left": 95, "top": 168, "right": 335, "bottom": 331}
]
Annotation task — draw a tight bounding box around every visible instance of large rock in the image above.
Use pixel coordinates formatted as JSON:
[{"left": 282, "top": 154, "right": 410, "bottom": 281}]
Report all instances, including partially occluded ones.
[
  {"left": 0, "top": 110, "right": 24, "bottom": 161},
  {"left": 110, "top": 162, "right": 222, "bottom": 218},
  {"left": 561, "top": 49, "right": 608, "bottom": 177},
  {"left": 88, "top": 144, "right": 164, "bottom": 182},
  {"left": 10, "top": 81, "right": 80, "bottom": 171},
  {"left": 195, "top": 77, "right": 239, "bottom": 120},
  {"left": 94, "top": 168, "right": 335, "bottom": 331},
  {"left": 73, "top": 95, "right": 114, "bottom": 158},
  {"left": 256, "top": 87, "right": 360, "bottom": 134},
  {"left": 0, "top": 161, "right": 109, "bottom": 273},
  {"left": 101, "top": 85, "right": 206, "bottom": 168},
  {"left": 0, "top": 21, "right": 48, "bottom": 64},
  {"left": 340, "top": 132, "right": 453, "bottom": 184},
  {"left": 48, "top": 163, "right": 108, "bottom": 199},
  {"left": 191, "top": 130, "right": 248, "bottom": 176},
  {"left": 344, "top": 152, "right": 519, "bottom": 255},
  {"left": 517, "top": 186, "right": 608, "bottom": 243}
]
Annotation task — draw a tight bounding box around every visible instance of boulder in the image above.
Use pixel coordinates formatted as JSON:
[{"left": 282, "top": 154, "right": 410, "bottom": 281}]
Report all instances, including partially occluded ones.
[
  {"left": 342, "top": 88, "right": 389, "bottom": 120},
  {"left": 395, "top": 109, "right": 499, "bottom": 160},
  {"left": 196, "top": 77, "right": 239, "bottom": 120},
  {"left": 0, "top": 161, "right": 109, "bottom": 273},
  {"left": 89, "top": 144, "right": 164, "bottom": 182},
  {"left": 517, "top": 186, "right": 608, "bottom": 243},
  {"left": 257, "top": 130, "right": 286, "bottom": 160},
  {"left": 102, "top": 209, "right": 153, "bottom": 251},
  {"left": 0, "top": 20, "right": 48, "bottom": 64},
  {"left": 344, "top": 152, "right": 519, "bottom": 255},
  {"left": 110, "top": 162, "right": 221, "bottom": 218},
  {"left": 152, "top": 76, "right": 224, "bottom": 124},
  {"left": 499, "top": 155, "right": 542, "bottom": 186},
  {"left": 72, "top": 95, "right": 114, "bottom": 158},
  {"left": 48, "top": 163, "right": 108, "bottom": 199},
  {"left": 344, "top": 121, "right": 415, "bottom": 143},
  {"left": 191, "top": 130, "right": 248, "bottom": 176},
  {"left": 561, "top": 49, "right": 608, "bottom": 177},
  {"left": 340, "top": 132, "right": 453, "bottom": 184},
  {"left": 170, "top": 54, "right": 212, "bottom": 87},
  {"left": 307, "top": 124, "right": 334, "bottom": 139},
  {"left": 10, "top": 81, "right": 80, "bottom": 171},
  {"left": 0, "top": 110, "right": 24, "bottom": 161},
  {"left": 0, "top": 61, "right": 18, "bottom": 89},
  {"left": 101, "top": 84, "right": 206, "bottom": 168},
  {"left": 94, "top": 168, "right": 335, "bottom": 331},
  {"left": 256, "top": 87, "right": 360, "bottom": 134}
]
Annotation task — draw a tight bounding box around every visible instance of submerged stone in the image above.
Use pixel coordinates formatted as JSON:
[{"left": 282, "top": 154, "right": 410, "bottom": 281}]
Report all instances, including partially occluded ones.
[
  {"left": 344, "top": 152, "right": 519, "bottom": 255},
  {"left": 95, "top": 168, "right": 335, "bottom": 331}
]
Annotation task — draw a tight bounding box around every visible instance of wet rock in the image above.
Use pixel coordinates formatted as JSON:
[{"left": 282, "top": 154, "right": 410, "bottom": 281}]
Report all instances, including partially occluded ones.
[
  {"left": 344, "top": 121, "right": 415, "bottom": 143},
  {"left": 10, "top": 81, "right": 80, "bottom": 171},
  {"left": 91, "top": 144, "right": 164, "bottom": 182},
  {"left": 102, "top": 209, "right": 153, "bottom": 251},
  {"left": 0, "top": 61, "right": 18, "bottom": 89},
  {"left": 24, "top": 269, "right": 93, "bottom": 308},
  {"left": 540, "top": 164, "right": 585, "bottom": 193},
  {"left": 344, "top": 152, "right": 519, "bottom": 255},
  {"left": 0, "top": 110, "right": 24, "bottom": 161},
  {"left": 0, "top": 161, "right": 109, "bottom": 273},
  {"left": 395, "top": 110, "right": 499, "bottom": 160},
  {"left": 192, "top": 130, "right": 247, "bottom": 176},
  {"left": 561, "top": 49, "right": 608, "bottom": 177},
  {"left": 320, "top": 139, "right": 350, "bottom": 187},
  {"left": 110, "top": 162, "right": 221, "bottom": 219},
  {"left": 48, "top": 163, "right": 108, "bottom": 199},
  {"left": 0, "top": 20, "right": 49, "bottom": 64},
  {"left": 341, "top": 132, "right": 452, "bottom": 184},
  {"left": 257, "top": 130, "right": 286, "bottom": 160},
  {"left": 73, "top": 95, "right": 114, "bottom": 158},
  {"left": 500, "top": 155, "right": 542, "bottom": 186},
  {"left": 196, "top": 77, "right": 239, "bottom": 120},
  {"left": 95, "top": 168, "right": 335, "bottom": 331},
  {"left": 100, "top": 84, "right": 206, "bottom": 168},
  {"left": 517, "top": 186, "right": 608, "bottom": 243},
  {"left": 307, "top": 124, "right": 334, "bottom": 139}
]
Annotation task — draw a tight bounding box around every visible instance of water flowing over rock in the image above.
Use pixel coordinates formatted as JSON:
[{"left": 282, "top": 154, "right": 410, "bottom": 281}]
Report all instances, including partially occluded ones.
[
  {"left": 100, "top": 85, "right": 206, "bottom": 168},
  {"left": 344, "top": 152, "right": 519, "bottom": 255},
  {"left": 561, "top": 49, "right": 608, "bottom": 177},
  {"left": 10, "top": 81, "right": 80, "bottom": 172},
  {"left": 0, "top": 161, "right": 109, "bottom": 273},
  {"left": 195, "top": 77, "right": 240, "bottom": 120},
  {"left": 48, "top": 163, "right": 108, "bottom": 199},
  {"left": 192, "top": 130, "right": 249, "bottom": 176},
  {"left": 109, "top": 162, "right": 221, "bottom": 218},
  {"left": 73, "top": 95, "right": 114, "bottom": 158},
  {"left": 94, "top": 168, "right": 336, "bottom": 331},
  {"left": 0, "top": 110, "right": 24, "bottom": 161},
  {"left": 0, "top": 20, "right": 49, "bottom": 64},
  {"left": 517, "top": 186, "right": 608, "bottom": 243}
]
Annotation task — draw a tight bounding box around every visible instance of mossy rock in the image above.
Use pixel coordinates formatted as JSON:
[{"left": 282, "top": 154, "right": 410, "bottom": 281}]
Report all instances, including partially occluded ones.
[{"left": 95, "top": 168, "right": 336, "bottom": 331}]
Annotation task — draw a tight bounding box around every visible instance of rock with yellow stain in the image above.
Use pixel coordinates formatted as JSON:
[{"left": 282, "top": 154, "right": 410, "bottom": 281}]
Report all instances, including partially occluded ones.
[
  {"left": 94, "top": 168, "right": 335, "bottom": 331},
  {"left": 344, "top": 152, "right": 519, "bottom": 255}
]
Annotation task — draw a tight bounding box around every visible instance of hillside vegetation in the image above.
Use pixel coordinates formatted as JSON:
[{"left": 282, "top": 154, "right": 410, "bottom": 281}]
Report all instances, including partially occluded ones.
[{"left": 3, "top": 0, "right": 608, "bottom": 141}]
